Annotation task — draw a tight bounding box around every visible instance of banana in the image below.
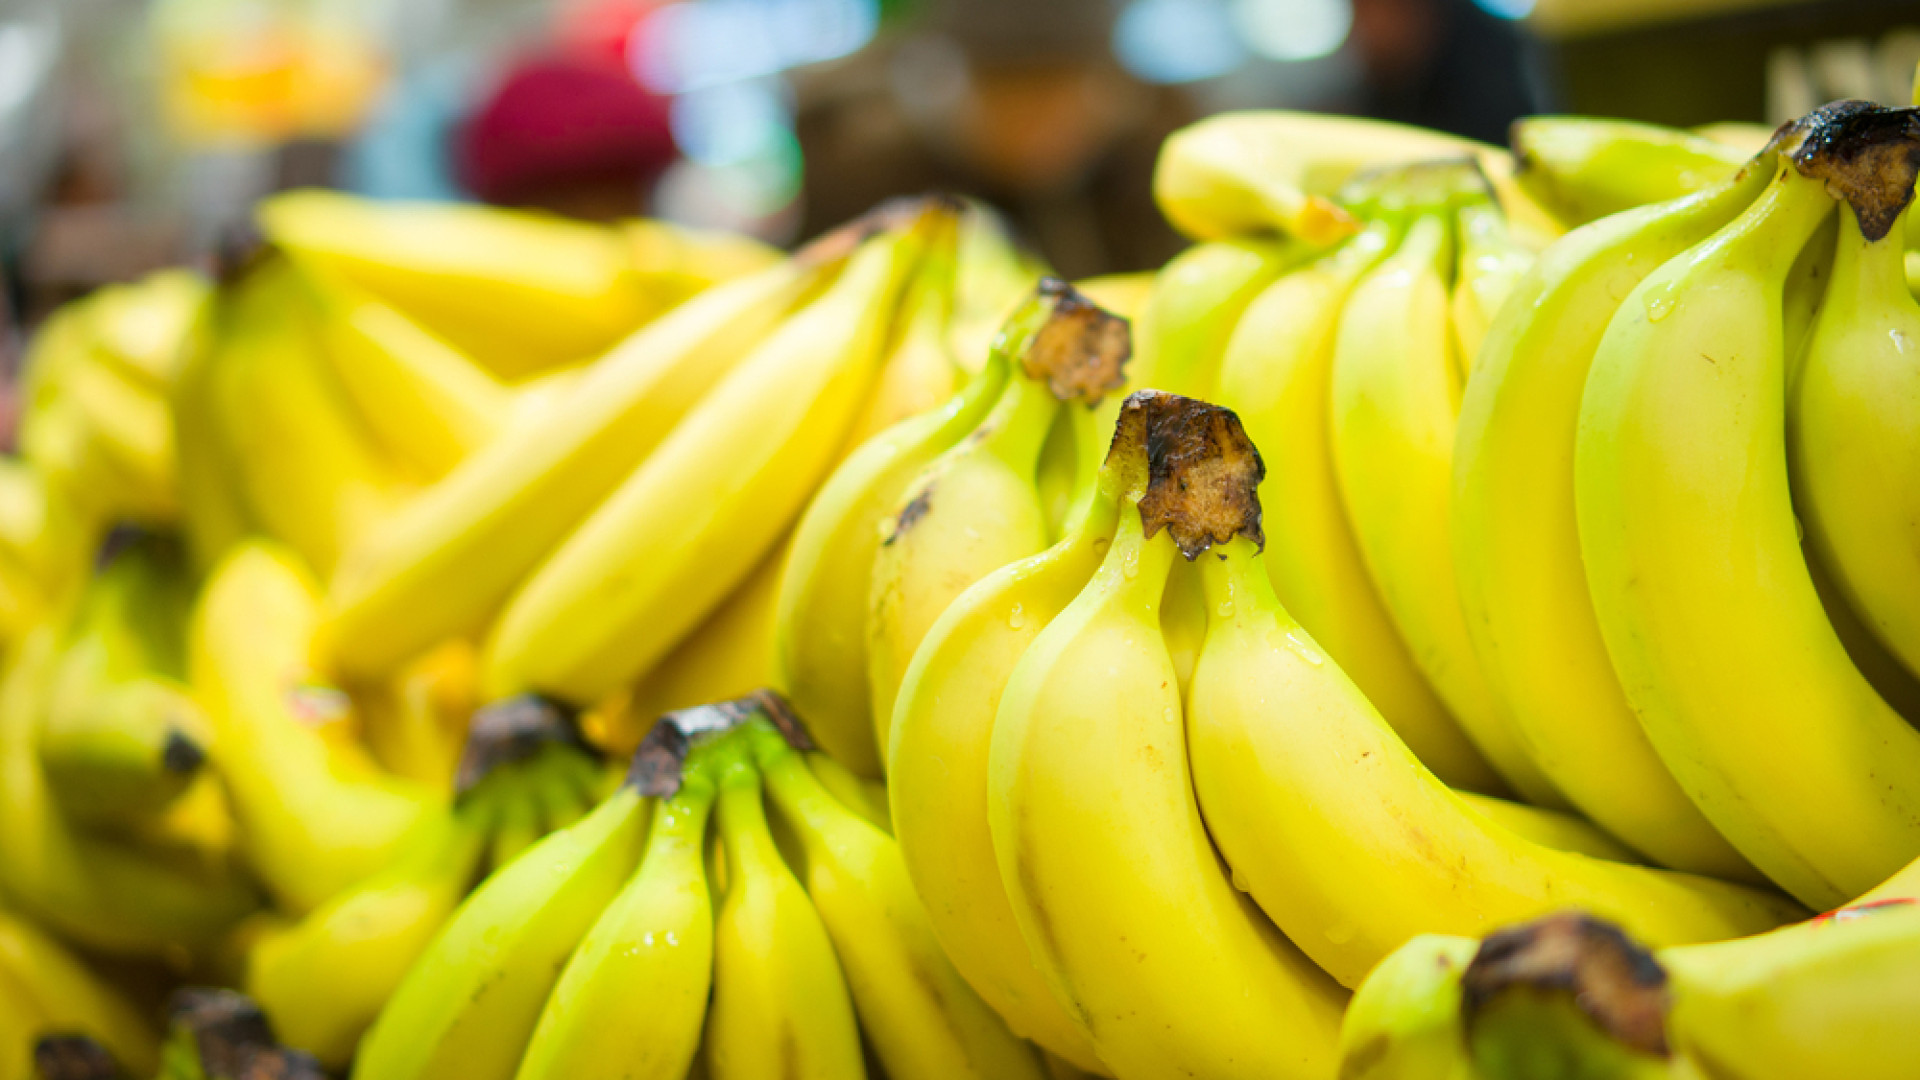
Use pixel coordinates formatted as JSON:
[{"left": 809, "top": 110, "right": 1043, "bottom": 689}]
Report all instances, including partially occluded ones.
[
  {"left": 353, "top": 778, "right": 650, "bottom": 1080},
  {"left": 1070, "top": 273, "right": 1155, "bottom": 320},
  {"left": 866, "top": 281, "right": 1129, "bottom": 761},
  {"left": 0, "top": 460, "right": 88, "bottom": 634},
  {"left": 210, "top": 262, "right": 415, "bottom": 577},
  {"left": 626, "top": 536, "right": 786, "bottom": 734},
  {"left": 889, "top": 397, "right": 1117, "bottom": 1074},
  {"left": 989, "top": 393, "right": 1348, "bottom": 1079},
  {"left": 704, "top": 746, "right": 865, "bottom": 1080},
  {"left": 1790, "top": 201, "right": 1920, "bottom": 685},
  {"left": 1329, "top": 205, "right": 1563, "bottom": 805},
  {"left": 83, "top": 269, "right": 211, "bottom": 390},
  {"left": 155, "top": 988, "right": 324, "bottom": 1080},
  {"left": 1574, "top": 104, "right": 1920, "bottom": 908},
  {"left": 1448, "top": 201, "right": 1533, "bottom": 377},
  {"left": 322, "top": 246, "right": 832, "bottom": 684},
  {"left": 260, "top": 190, "right": 662, "bottom": 379},
  {"left": 166, "top": 282, "right": 252, "bottom": 573},
  {"left": 513, "top": 741, "right": 723, "bottom": 1080},
  {"left": 1455, "top": 793, "right": 1640, "bottom": 863},
  {"left": 310, "top": 277, "right": 512, "bottom": 480},
  {"left": 1452, "top": 164, "right": 1773, "bottom": 876},
  {"left": 846, "top": 222, "right": 962, "bottom": 445},
  {"left": 946, "top": 204, "right": 1045, "bottom": 375},
  {"left": 0, "top": 626, "right": 260, "bottom": 958},
  {"left": 1126, "top": 237, "right": 1295, "bottom": 397},
  {"left": 805, "top": 751, "right": 890, "bottom": 835},
  {"left": 188, "top": 541, "right": 437, "bottom": 914},
  {"left": 1213, "top": 216, "right": 1500, "bottom": 792},
  {"left": 1176, "top": 395, "right": 1801, "bottom": 990},
  {"left": 621, "top": 217, "right": 783, "bottom": 296},
  {"left": 750, "top": 707, "right": 1046, "bottom": 1080},
  {"left": 0, "top": 908, "right": 157, "bottom": 1076},
  {"left": 357, "top": 641, "right": 482, "bottom": 793},
  {"left": 1337, "top": 934, "right": 1481, "bottom": 1080},
  {"left": 774, "top": 323, "right": 1012, "bottom": 778},
  {"left": 1509, "top": 117, "right": 1746, "bottom": 226},
  {"left": 482, "top": 204, "right": 949, "bottom": 704}
]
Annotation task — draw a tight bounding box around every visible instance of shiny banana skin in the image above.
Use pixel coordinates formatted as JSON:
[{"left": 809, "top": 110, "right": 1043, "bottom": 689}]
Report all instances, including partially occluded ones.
[
  {"left": 1509, "top": 117, "right": 1745, "bottom": 226},
  {"left": 1213, "top": 219, "right": 1500, "bottom": 792},
  {"left": 1448, "top": 201, "right": 1533, "bottom": 377},
  {"left": 1329, "top": 211, "right": 1564, "bottom": 806},
  {"left": 704, "top": 751, "right": 865, "bottom": 1080},
  {"left": 775, "top": 343, "right": 1011, "bottom": 777},
  {"left": 625, "top": 540, "right": 786, "bottom": 738},
  {"left": 1185, "top": 536, "right": 1803, "bottom": 991},
  {"left": 1790, "top": 204, "right": 1920, "bottom": 685},
  {"left": 513, "top": 758, "right": 721, "bottom": 1080},
  {"left": 0, "top": 627, "right": 260, "bottom": 958},
  {"left": 1455, "top": 793, "right": 1639, "bottom": 863},
  {"left": 753, "top": 722, "right": 1045, "bottom": 1080},
  {"left": 1337, "top": 934, "right": 1481, "bottom": 1080},
  {"left": 246, "top": 781, "right": 500, "bottom": 1068},
  {"left": 990, "top": 501, "right": 1347, "bottom": 1079},
  {"left": 1127, "top": 237, "right": 1295, "bottom": 397},
  {"left": 483, "top": 216, "right": 938, "bottom": 703},
  {"left": 354, "top": 783, "right": 650, "bottom": 1080},
  {"left": 323, "top": 253, "right": 829, "bottom": 683},
  {"left": 1451, "top": 168, "right": 1771, "bottom": 877},
  {"left": 888, "top": 405, "right": 1116, "bottom": 1075},
  {"left": 806, "top": 752, "right": 891, "bottom": 835},
  {"left": 1574, "top": 142, "right": 1920, "bottom": 908},
  {"left": 188, "top": 542, "right": 437, "bottom": 915},
  {"left": 0, "top": 906, "right": 159, "bottom": 1076},
  {"left": 847, "top": 229, "right": 962, "bottom": 445}
]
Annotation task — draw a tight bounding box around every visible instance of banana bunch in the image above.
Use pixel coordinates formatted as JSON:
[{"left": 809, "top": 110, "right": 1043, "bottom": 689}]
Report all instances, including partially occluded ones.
[
  {"left": 321, "top": 196, "right": 997, "bottom": 713},
  {"left": 1342, "top": 852, "right": 1920, "bottom": 1080},
  {"left": 356, "top": 690, "right": 1043, "bottom": 1080},
  {"left": 0, "top": 905, "right": 157, "bottom": 1080}
]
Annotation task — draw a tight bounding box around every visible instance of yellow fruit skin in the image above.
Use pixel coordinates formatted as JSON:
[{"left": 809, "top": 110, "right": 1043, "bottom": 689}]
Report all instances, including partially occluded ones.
[{"left": 0, "top": 907, "right": 159, "bottom": 1076}]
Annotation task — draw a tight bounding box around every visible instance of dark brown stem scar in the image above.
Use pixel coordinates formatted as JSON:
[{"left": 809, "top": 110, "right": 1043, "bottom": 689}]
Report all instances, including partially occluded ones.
[
  {"left": 626, "top": 689, "right": 815, "bottom": 796},
  {"left": 1020, "top": 277, "right": 1132, "bottom": 406},
  {"left": 1774, "top": 101, "right": 1920, "bottom": 242},
  {"left": 454, "top": 694, "right": 595, "bottom": 797},
  {"left": 1460, "top": 911, "right": 1672, "bottom": 1059},
  {"left": 1108, "top": 390, "right": 1266, "bottom": 560}
]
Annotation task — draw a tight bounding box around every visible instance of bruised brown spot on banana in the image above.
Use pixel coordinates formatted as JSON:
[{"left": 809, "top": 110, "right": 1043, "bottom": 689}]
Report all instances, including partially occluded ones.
[
  {"left": 1461, "top": 912, "right": 1672, "bottom": 1059},
  {"left": 627, "top": 689, "right": 812, "bottom": 796},
  {"left": 1108, "top": 389, "right": 1266, "bottom": 560},
  {"left": 884, "top": 486, "right": 936, "bottom": 544},
  {"left": 1770, "top": 100, "right": 1920, "bottom": 242}
]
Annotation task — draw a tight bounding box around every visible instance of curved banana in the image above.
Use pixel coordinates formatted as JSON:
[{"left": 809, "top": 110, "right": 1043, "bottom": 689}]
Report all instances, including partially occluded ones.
[
  {"left": 846, "top": 225, "right": 962, "bottom": 445},
  {"left": 260, "top": 190, "right": 660, "bottom": 379},
  {"left": 1213, "top": 217, "right": 1499, "bottom": 792},
  {"left": 1126, "top": 237, "right": 1295, "bottom": 397},
  {"left": 189, "top": 542, "right": 437, "bottom": 914},
  {"left": 322, "top": 243, "right": 832, "bottom": 683},
  {"left": 1790, "top": 202, "right": 1920, "bottom": 685},
  {"left": 774, "top": 330, "right": 1010, "bottom": 777},
  {"left": 482, "top": 207, "right": 946, "bottom": 703},
  {"left": 353, "top": 782, "right": 649, "bottom": 1080},
  {"left": 1509, "top": 116, "right": 1745, "bottom": 226},
  {"left": 1574, "top": 106, "right": 1920, "bottom": 908},
  {"left": 1452, "top": 166, "right": 1772, "bottom": 876},
  {"left": 889, "top": 403, "right": 1117, "bottom": 1074},
  {"left": 625, "top": 540, "right": 785, "bottom": 735},
  {"left": 83, "top": 269, "right": 210, "bottom": 390},
  {"left": 1448, "top": 201, "right": 1533, "bottom": 377},
  {"left": 1455, "top": 793, "right": 1639, "bottom": 863},
  {"left": 167, "top": 287, "right": 252, "bottom": 572},
  {"left": 867, "top": 281, "right": 1129, "bottom": 760},
  {"left": 1173, "top": 392, "right": 1800, "bottom": 989},
  {"left": 1337, "top": 934, "right": 1480, "bottom": 1080},
  {"left": 989, "top": 394, "right": 1348, "bottom": 1079},
  {"left": 705, "top": 750, "right": 865, "bottom": 1080},
  {"left": 806, "top": 752, "right": 891, "bottom": 835},
  {"left": 0, "top": 907, "right": 157, "bottom": 1076},
  {"left": 1329, "top": 209, "right": 1562, "bottom": 805},
  {"left": 753, "top": 715, "right": 1045, "bottom": 1080}
]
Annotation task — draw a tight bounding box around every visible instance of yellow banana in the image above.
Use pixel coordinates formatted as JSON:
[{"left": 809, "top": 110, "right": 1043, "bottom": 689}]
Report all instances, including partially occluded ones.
[
  {"left": 1452, "top": 164, "right": 1772, "bottom": 876},
  {"left": 356, "top": 641, "right": 482, "bottom": 794},
  {"left": 261, "top": 190, "right": 661, "bottom": 379},
  {"left": 805, "top": 751, "right": 890, "bottom": 835},
  {"left": 704, "top": 748, "right": 865, "bottom": 1080},
  {"left": 989, "top": 393, "right": 1347, "bottom": 1079},
  {"left": 482, "top": 205, "right": 947, "bottom": 704},
  {"left": 888, "top": 400, "right": 1118, "bottom": 1074},
  {"left": 1456, "top": 793, "right": 1639, "bottom": 863},
  {"left": 1791, "top": 201, "right": 1920, "bottom": 686},
  {"left": 1070, "top": 273, "right": 1154, "bottom": 320},
  {"left": 166, "top": 287, "right": 251, "bottom": 573},
  {"left": 0, "top": 907, "right": 157, "bottom": 1076},
  {"left": 1574, "top": 106, "right": 1920, "bottom": 908},
  {"left": 1337, "top": 934, "right": 1481, "bottom": 1080},
  {"left": 188, "top": 541, "right": 437, "bottom": 914},
  {"left": 867, "top": 281, "right": 1129, "bottom": 761},
  {"left": 82, "top": 269, "right": 211, "bottom": 390},
  {"left": 752, "top": 710, "right": 1046, "bottom": 1080},
  {"left": 322, "top": 244, "right": 832, "bottom": 683},
  {"left": 1213, "top": 217, "right": 1500, "bottom": 792},
  {"left": 1509, "top": 116, "right": 1746, "bottom": 226},
  {"left": 625, "top": 536, "right": 785, "bottom": 732},
  {"left": 1329, "top": 208, "right": 1563, "bottom": 805},
  {"left": 353, "top": 781, "right": 649, "bottom": 1080},
  {"left": 774, "top": 324, "right": 1012, "bottom": 777},
  {"left": 1126, "top": 237, "right": 1295, "bottom": 397},
  {"left": 1448, "top": 201, "right": 1533, "bottom": 376},
  {"left": 846, "top": 222, "right": 962, "bottom": 444}
]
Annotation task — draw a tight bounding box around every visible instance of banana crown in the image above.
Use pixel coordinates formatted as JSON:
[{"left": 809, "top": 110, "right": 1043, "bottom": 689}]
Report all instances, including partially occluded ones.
[
  {"left": 452, "top": 694, "right": 598, "bottom": 799},
  {"left": 1763, "top": 100, "right": 1920, "bottom": 243}
]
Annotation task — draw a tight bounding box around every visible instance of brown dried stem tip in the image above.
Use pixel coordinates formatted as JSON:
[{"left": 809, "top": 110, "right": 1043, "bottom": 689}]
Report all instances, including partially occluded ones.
[
  {"left": 1106, "top": 390, "right": 1266, "bottom": 560},
  {"left": 164, "top": 988, "right": 325, "bottom": 1080},
  {"left": 1460, "top": 912, "right": 1672, "bottom": 1059},
  {"left": 454, "top": 694, "right": 595, "bottom": 797},
  {"left": 624, "top": 689, "right": 814, "bottom": 797},
  {"left": 33, "top": 1035, "right": 124, "bottom": 1080},
  {"left": 1772, "top": 100, "right": 1920, "bottom": 241},
  {"left": 1005, "top": 278, "right": 1131, "bottom": 406}
]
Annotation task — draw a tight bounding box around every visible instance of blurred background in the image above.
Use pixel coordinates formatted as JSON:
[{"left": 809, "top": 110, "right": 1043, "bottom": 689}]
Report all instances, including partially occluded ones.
[{"left": 1, "top": 0, "right": 1917, "bottom": 361}]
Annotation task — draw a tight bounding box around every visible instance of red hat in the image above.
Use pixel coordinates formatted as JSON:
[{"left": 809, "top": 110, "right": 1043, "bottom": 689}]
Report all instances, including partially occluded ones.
[{"left": 456, "top": 52, "right": 676, "bottom": 206}]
